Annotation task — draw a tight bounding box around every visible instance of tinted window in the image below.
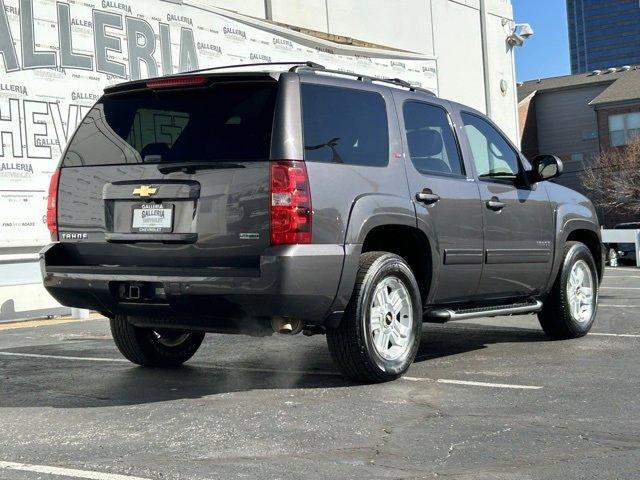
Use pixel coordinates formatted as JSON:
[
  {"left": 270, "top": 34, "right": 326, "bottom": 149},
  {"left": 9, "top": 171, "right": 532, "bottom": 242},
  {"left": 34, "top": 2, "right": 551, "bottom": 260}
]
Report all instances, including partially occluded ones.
[
  {"left": 403, "top": 102, "right": 464, "bottom": 176},
  {"left": 461, "top": 112, "right": 520, "bottom": 180},
  {"left": 63, "top": 82, "right": 277, "bottom": 166},
  {"left": 302, "top": 84, "right": 389, "bottom": 166}
]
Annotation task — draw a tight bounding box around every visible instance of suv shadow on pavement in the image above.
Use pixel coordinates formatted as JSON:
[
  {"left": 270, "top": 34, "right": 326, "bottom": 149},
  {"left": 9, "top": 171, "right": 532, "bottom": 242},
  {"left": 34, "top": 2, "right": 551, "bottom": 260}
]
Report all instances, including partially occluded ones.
[
  {"left": 1, "top": 324, "right": 547, "bottom": 409},
  {"left": 415, "top": 323, "right": 547, "bottom": 363}
]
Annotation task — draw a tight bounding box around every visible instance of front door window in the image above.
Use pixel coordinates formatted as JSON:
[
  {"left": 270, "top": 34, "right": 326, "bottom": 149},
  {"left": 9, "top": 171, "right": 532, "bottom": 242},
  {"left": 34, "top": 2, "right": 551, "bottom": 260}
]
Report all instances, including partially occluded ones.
[{"left": 461, "top": 112, "right": 521, "bottom": 182}]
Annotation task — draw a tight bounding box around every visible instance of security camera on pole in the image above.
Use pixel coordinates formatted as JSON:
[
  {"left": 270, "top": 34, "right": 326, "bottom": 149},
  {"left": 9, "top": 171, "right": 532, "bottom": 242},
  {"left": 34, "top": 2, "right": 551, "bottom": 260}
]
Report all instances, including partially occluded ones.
[{"left": 507, "top": 23, "right": 535, "bottom": 47}]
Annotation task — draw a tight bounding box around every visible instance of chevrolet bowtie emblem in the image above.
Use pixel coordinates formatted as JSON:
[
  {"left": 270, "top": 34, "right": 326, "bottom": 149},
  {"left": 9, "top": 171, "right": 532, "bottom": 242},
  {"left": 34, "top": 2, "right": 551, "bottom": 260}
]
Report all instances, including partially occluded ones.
[{"left": 132, "top": 185, "right": 158, "bottom": 197}]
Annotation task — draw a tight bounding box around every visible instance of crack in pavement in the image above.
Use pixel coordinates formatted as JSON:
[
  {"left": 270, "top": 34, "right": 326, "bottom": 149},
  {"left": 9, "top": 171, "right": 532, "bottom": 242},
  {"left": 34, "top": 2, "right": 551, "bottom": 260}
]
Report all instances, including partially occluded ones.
[
  {"left": 370, "top": 426, "right": 393, "bottom": 465},
  {"left": 436, "top": 427, "right": 513, "bottom": 466}
]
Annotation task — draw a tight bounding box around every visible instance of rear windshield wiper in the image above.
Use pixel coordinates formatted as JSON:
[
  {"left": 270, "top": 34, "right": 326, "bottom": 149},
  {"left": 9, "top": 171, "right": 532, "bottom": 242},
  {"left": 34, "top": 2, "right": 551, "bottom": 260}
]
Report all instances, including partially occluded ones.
[{"left": 157, "top": 162, "right": 246, "bottom": 174}]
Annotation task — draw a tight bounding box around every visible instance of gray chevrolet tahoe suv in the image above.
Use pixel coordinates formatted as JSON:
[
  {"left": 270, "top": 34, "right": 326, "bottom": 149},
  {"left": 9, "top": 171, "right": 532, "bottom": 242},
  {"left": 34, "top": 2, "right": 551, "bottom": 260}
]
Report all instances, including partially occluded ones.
[{"left": 42, "top": 62, "right": 604, "bottom": 383}]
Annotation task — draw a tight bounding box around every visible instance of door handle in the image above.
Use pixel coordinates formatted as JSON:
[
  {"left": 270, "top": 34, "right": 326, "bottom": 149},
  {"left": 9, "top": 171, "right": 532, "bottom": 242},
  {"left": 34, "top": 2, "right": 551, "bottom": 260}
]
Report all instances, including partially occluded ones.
[
  {"left": 486, "top": 197, "right": 506, "bottom": 211},
  {"left": 416, "top": 189, "right": 441, "bottom": 205}
]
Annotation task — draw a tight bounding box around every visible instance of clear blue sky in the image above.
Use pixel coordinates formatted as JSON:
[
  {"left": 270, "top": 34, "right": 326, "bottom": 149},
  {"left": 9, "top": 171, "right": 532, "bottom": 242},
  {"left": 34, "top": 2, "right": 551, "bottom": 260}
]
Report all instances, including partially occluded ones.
[{"left": 512, "top": 0, "right": 571, "bottom": 81}]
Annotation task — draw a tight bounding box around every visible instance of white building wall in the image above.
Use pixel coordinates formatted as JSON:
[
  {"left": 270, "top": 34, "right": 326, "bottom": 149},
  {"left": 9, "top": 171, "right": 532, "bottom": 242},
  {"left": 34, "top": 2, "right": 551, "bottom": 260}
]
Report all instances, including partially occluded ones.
[
  {"left": 326, "top": 0, "right": 435, "bottom": 56},
  {"left": 484, "top": 3, "right": 519, "bottom": 140},
  {"left": 203, "top": 0, "right": 266, "bottom": 17},
  {"left": 270, "top": 0, "right": 329, "bottom": 31},
  {"left": 431, "top": 0, "right": 486, "bottom": 113}
]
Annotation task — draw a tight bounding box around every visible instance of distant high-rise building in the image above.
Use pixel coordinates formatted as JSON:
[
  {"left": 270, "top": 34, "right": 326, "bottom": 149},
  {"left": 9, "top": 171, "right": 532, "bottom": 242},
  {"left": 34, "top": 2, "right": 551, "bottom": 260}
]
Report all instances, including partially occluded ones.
[{"left": 567, "top": 0, "right": 640, "bottom": 74}]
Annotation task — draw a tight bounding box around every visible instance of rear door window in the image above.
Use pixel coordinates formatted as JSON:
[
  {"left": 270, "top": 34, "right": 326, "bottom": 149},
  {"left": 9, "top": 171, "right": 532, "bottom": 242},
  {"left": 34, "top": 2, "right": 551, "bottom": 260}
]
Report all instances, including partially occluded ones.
[
  {"left": 402, "top": 101, "right": 464, "bottom": 176},
  {"left": 63, "top": 82, "right": 278, "bottom": 167},
  {"left": 301, "top": 84, "right": 389, "bottom": 167}
]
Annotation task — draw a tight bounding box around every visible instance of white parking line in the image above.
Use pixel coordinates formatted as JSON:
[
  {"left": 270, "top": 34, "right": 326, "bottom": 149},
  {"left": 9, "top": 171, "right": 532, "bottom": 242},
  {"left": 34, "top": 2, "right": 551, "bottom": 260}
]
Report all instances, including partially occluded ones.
[
  {"left": 600, "top": 287, "right": 640, "bottom": 290},
  {"left": 599, "top": 304, "right": 639, "bottom": 308},
  {"left": 590, "top": 332, "right": 640, "bottom": 338},
  {"left": 0, "top": 352, "right": 128, "bottom": 363},
  {"left": 437, "top": 379, "right": 543, "bottom": 389},
  {"left": 0, "top": 351, "right": 340, "bottom": 376},
  {"left": 403, "top": 377, "right": 542, "bottom": 390},
  {"left": 0, "top": 461, "right": 150, "bottom": 480}
]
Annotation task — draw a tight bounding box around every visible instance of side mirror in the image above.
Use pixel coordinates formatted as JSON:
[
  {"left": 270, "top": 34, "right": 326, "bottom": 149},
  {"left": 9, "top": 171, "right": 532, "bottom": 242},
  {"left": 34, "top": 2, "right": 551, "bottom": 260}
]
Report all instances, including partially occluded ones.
[{"left": 529, "top": 154, "right": 563, "bottom": 183}]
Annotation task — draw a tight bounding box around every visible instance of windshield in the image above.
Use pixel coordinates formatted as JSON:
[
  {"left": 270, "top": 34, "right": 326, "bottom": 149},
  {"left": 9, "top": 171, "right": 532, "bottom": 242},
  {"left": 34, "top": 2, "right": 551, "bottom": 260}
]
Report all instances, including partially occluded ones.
[{"left": 62, "top": 82, "right": 278, "bottom": 167}]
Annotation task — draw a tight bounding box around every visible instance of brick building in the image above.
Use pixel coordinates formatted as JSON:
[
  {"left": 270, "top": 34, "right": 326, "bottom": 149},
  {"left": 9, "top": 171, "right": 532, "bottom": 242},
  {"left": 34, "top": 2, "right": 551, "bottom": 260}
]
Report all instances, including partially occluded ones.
[{"left": 518, "top": 66, "right": 640, "bottom": 225}]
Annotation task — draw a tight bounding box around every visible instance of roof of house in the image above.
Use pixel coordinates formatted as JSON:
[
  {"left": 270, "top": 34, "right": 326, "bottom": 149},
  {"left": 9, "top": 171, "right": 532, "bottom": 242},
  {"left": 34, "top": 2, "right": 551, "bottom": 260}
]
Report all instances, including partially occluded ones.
[{"left": 518, "top": 66, "right": 640, "bottom": 106}]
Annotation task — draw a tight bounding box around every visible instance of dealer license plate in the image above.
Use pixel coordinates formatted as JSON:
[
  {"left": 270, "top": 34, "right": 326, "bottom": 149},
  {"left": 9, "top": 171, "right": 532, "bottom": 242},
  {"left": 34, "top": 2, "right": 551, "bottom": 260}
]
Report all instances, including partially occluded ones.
[{"left": 131, "top": 203, "right": 173, "bottom": 233}]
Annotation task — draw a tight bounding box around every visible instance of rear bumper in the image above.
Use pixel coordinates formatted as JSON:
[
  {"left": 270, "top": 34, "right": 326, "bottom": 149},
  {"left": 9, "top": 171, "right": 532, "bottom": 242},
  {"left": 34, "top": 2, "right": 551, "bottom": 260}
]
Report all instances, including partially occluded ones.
[{"left": 41, "top": 243, "right": 359, "bottom": 329}]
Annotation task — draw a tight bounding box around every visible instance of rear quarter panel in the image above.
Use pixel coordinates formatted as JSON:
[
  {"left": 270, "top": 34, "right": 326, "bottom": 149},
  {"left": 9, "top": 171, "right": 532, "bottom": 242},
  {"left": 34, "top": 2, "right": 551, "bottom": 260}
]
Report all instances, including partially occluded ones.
[
  {"left": 296, "top": 76, "right": 419, "bottom": 315},
  {"left": 296, "top": 75, "right": 412, "bottom": 246}
]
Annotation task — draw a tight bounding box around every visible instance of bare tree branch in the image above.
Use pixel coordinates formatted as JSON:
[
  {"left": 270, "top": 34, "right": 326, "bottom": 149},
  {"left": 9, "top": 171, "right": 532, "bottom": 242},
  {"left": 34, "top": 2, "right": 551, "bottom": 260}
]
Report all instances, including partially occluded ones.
[{"left": 581, "top": 140, "right": 640, "bottom": 216}]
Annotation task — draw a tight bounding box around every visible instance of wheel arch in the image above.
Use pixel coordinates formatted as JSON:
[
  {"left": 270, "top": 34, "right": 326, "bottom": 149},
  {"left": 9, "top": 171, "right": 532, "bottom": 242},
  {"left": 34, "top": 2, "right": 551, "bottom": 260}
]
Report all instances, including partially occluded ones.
[
  {"left": 566, "top": 228, "right": 604, "bottom": 283},
  {"left": 549, "top": 219, "right": 604, "bottom": 291},
  {"left": 360, "top": 224, "right": 434, "bottom": 304},
  {"left": 325, "top": 194, "right": 437, "bottom": 327}
]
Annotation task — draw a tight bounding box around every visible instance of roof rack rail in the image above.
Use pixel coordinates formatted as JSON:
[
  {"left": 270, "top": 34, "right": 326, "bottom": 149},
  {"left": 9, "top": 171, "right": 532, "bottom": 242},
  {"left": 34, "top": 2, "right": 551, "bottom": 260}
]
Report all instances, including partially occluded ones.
[
  {"left": 176, "top": 61, "right": 324, "bottom": 76},
  {"left": 375, "top": 77, "right": 435, "bottom": 95},
  {"left": 289, "top": 61, "right": 327, "bottom": 72},
  {"left": 291, "top": 62, "right": 435, "bottom": 96}
]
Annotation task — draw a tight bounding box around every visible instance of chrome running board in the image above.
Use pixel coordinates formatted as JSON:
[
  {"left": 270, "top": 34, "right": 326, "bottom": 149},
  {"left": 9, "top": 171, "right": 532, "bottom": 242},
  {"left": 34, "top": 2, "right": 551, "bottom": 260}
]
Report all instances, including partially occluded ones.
[{"left": 426, "top": 300, "right": 543, "bottom": 322}]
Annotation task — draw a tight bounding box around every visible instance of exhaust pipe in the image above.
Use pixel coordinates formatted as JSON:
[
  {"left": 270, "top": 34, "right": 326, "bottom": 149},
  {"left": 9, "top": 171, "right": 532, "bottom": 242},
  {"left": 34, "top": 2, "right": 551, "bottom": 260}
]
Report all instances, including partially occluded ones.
[{"left": 271, "top": 316, "right": 304, "bottom": 335}]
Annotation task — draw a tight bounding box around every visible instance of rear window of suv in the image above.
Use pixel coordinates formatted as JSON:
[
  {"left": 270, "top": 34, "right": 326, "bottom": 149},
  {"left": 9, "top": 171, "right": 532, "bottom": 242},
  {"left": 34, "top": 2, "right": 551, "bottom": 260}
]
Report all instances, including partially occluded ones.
[
  {"left": 62, "top": 82, "right": 277, "bottom": 167},
  {"left": 301, "top": 84, "right": 389, "bottom": 167}
]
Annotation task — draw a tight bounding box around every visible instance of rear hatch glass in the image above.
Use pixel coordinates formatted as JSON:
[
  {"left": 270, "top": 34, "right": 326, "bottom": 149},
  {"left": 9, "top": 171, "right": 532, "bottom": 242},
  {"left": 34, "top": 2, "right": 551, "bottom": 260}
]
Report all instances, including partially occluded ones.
[
  {"left": 63, "top": 81, "right": 277, "bottom": 166},
  {"left": 56, "top": 79, "right": 278, "bottom": 270}
]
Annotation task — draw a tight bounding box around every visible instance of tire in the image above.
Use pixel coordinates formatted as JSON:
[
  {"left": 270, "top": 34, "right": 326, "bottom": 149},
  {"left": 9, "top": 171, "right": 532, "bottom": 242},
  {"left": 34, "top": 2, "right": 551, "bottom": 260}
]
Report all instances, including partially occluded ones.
[
  {"left": 607, "top": 247, "right": 618, "bottom": 267},
  {"left": 327, "top": 252, "right": 422, "bottom": 383},
  {"left": 538, "top": 241, "right": 598, "bottom": 339},
  {"left": 110, "top": 315, "right": 205, "bottom": 367}
]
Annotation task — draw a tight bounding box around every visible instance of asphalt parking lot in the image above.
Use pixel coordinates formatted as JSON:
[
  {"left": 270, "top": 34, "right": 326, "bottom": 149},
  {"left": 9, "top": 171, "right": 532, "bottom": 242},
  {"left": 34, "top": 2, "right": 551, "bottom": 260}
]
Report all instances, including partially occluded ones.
[{"left": 0, "top": 267, "right": 639, "bottom": 480}]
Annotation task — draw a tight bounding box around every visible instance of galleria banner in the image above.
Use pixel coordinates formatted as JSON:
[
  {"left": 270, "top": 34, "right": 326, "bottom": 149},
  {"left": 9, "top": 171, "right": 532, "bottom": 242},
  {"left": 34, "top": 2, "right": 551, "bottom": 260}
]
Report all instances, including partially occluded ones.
[{"left": 0, "top": 0, "right": 438, "bottom": 248}]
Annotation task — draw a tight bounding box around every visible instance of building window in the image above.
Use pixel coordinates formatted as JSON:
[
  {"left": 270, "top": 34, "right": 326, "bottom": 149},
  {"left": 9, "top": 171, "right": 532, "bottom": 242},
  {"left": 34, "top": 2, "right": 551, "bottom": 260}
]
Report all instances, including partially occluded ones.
[{"left": 609, "top": 112, "right": 640, "bottom": 147}]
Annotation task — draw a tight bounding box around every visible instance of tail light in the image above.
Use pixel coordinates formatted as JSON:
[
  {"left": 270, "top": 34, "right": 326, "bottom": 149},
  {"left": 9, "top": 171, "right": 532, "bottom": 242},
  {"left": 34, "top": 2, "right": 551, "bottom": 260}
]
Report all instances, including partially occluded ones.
[
  {"left": 46, "top": 168, "right": 60, "bottom": 241},
  {"left": 270, "top": 161, "right": 312, "bottom": 245}
]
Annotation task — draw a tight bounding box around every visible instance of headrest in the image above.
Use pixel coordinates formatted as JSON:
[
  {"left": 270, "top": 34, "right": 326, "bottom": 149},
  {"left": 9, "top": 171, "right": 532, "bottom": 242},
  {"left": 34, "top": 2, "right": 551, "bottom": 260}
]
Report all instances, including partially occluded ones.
[
  {"left": 140, "top": 142, "right": 172, "bottom": 162},
  {"left": 407, "top": 129, "right": 444, "bottom": 158}
]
